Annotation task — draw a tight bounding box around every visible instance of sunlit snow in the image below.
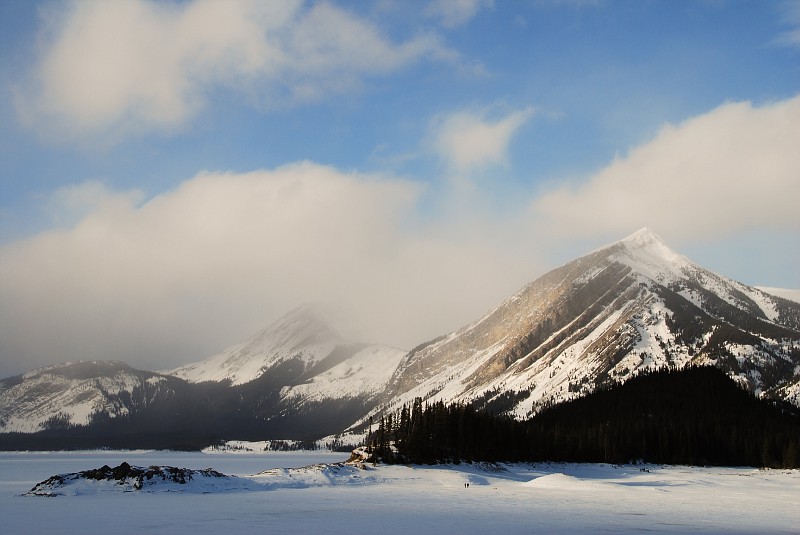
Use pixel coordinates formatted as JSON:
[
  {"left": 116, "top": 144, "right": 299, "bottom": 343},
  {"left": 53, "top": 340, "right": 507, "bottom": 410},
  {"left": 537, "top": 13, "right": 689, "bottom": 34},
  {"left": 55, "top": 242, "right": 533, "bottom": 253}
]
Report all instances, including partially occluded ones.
[{"left": 1, "top": 451, "right": 797, "bottom": 534}]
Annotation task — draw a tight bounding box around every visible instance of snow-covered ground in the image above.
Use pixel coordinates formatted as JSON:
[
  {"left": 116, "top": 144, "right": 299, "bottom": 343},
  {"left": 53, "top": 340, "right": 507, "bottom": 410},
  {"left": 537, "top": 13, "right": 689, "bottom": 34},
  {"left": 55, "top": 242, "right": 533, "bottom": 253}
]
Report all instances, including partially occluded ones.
[{"left": 1, "top": 451, "right": 798, "bottom": 534}]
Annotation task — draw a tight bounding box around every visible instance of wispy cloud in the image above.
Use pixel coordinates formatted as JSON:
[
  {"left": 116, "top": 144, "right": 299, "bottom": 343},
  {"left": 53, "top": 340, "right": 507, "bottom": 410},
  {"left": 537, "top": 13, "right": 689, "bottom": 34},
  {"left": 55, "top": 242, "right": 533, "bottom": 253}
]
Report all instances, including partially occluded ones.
[
  {"left": 431, "top": 105, "right": 535, "bottom": 175},
  {"left": 16, "top": 0, "right": 454, "bottom": 141},
  {"left": 775, "top": 0, "right": 800, "bottom": 47},
  {"left": 424, "top": 0, "right": 492, "bottom": 28}
]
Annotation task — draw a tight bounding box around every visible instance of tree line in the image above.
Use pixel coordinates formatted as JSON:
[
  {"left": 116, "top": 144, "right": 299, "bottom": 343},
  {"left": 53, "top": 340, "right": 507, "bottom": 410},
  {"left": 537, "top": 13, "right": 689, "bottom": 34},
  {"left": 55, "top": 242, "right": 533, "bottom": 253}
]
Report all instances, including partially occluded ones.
[{"left": 366, "top": 366, "right": 800, "bottom": 468}]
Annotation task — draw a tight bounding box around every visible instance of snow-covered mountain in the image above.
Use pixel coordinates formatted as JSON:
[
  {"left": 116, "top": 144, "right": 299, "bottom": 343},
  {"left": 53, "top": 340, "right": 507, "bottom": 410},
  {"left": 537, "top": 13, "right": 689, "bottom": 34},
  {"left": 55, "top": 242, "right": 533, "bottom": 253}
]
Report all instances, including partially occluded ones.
[
  {"left": 359, "top": 228, "right": 800, "bottom": 426},
  {"left": 168, "top": 305, "right": 344, "bottom": 385},
  {"left": 0, "top": 361, "right": 179, "bottom": 433},
  {"left": 166, "top": 303, "right": 406, "bottom": 401},
  {"left": 0, "top": 305, "right": 405, "bottom": 436}
]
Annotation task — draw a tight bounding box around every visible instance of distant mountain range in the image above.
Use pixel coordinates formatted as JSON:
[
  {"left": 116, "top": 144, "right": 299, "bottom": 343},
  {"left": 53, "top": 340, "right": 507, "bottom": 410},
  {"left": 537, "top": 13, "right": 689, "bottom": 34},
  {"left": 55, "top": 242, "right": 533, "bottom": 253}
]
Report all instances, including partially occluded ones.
[
  {"left": 0, "top": 306, "right": 405, "bottom": 447},
  {"left": 2, "top": 228, "right": 798, "bottom": 449}
]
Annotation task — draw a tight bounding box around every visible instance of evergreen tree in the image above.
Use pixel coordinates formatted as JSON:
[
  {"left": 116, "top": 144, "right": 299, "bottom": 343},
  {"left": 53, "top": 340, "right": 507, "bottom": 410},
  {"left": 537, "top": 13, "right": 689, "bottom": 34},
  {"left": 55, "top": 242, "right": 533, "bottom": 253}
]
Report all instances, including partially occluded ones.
[{"left": 377, "top": 367, "right": 800, "bottom": 468}]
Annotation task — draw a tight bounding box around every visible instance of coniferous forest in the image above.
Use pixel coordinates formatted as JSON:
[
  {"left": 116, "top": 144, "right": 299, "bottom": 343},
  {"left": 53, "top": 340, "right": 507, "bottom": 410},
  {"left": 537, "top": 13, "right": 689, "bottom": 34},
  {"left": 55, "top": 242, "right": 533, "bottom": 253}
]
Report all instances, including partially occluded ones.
[{"left": 367, "top": 367, "right": 800, "bottom": 468}]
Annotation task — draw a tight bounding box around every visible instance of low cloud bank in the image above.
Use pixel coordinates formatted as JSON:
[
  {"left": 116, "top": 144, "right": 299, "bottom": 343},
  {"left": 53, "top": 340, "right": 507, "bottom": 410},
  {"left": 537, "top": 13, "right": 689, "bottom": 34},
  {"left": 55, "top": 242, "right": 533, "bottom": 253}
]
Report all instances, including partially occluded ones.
[{"left": 2, "top": 96, "right": 798, "bottom": 377}]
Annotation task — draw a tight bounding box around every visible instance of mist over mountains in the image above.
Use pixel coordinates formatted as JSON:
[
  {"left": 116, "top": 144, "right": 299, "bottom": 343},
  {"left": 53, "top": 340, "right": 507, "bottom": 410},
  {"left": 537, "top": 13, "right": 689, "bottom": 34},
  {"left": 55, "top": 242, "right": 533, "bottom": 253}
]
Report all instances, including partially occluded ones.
[{"left": 1, "top": 229, "right": 798, "bottom": 450}]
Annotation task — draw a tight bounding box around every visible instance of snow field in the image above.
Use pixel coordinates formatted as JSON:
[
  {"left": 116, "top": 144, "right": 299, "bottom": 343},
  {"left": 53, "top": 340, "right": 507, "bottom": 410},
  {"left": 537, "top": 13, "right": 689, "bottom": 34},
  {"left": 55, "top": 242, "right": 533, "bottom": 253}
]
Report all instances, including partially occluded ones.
[
  {"left": 281, "top": 345, "right": 407, "bottom": 402},
  {"left": 1, "top": 451, "right": 798, "bottom": 534}
]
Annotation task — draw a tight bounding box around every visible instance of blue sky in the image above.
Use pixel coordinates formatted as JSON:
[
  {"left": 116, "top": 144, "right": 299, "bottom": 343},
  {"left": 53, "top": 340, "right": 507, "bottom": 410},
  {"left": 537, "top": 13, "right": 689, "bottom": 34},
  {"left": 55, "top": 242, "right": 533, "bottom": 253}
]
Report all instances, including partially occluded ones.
[{"left": 0, "top": 0, "right": 798, "bottom": 376}]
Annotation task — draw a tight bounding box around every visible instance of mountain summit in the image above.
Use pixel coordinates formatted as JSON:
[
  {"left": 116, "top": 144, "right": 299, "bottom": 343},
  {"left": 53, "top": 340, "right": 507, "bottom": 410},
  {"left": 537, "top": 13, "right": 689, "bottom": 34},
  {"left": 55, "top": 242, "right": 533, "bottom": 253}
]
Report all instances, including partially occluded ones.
[
  {"left": 610, "top": 228, "right": 694, "bottom": 284},
  {"left": 371, "top": 228, "right": 800, "bottom": 423},
  {"left": 168, "top": 304, "right": 345, "bottom": 385}
]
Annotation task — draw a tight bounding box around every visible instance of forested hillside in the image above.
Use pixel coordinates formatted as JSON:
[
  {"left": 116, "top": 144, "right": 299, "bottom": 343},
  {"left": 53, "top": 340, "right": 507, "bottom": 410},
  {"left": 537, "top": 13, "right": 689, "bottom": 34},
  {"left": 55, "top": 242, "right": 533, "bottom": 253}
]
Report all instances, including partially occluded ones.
[{"left": 368, "top": 367, "right": 800, "bottom": 468}]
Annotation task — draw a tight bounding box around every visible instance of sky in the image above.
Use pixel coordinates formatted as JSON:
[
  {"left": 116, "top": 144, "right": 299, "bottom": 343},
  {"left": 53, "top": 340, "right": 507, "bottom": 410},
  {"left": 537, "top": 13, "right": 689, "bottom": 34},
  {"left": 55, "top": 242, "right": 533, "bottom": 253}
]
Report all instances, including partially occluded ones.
[{"left": 0, "top": 0, "right": 799, "bottom": 378}]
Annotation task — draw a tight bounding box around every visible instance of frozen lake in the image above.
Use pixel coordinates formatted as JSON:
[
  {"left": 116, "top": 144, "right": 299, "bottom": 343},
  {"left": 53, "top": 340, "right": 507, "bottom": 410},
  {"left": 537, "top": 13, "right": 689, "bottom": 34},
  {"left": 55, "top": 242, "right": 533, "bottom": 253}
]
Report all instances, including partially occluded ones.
[{"left": 1, "top": 450, "right": 798, "bottom": 534}]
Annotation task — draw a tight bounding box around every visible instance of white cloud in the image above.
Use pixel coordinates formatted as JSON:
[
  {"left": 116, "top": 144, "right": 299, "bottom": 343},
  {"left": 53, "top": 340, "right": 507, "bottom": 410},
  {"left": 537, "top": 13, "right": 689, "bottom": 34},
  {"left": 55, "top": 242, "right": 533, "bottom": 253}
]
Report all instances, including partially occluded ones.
[
  {"left": 0, "top": 162, "right": 538, "bottom": 375},
  {"left": 530, "top": 96, "right": 800, "bottom": 246},
  {"left": 432, "top": 106, "right": 534, "bottom": 175},
  {"left": 282, "top": 2, "right": 453, "bottom": 101},
  {"left": 776, "top": 0, "right": 800, "bottom": 47},
  {"left": 44, "top": 181, "right": 145, "bottom": 228},
  {"left": 18, "top": 0, "right": 453, "bottom": 139},
  {"left": 424, "top": 0, "right": 491, "bottom": 28},
  {"left": 3, "top": 96, "right": 798, "bottom": 377}
]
